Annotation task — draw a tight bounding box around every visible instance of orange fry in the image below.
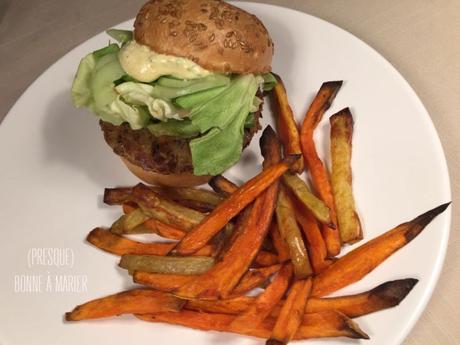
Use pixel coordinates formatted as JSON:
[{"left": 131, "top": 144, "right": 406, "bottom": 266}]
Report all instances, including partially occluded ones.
[
  {"left": 230, "top": 264, "right": 293, "bottom": 330},
  {"left": 270, "top": 222, "right": 291, "bottom": 262},
  {"left": 312, "top": 203, "right": 450, "bottom": 297},
  {"left": 300, "top": 81, "right": 343, "bottom": 257},
  {"left": 209, "top": 175, "right": 238, "bottom": 196},
  {"left": 65, "top": 289, "right": 184, "bottom": 321},
  {"left": 330, "top": 108, "right": 362, "bottom": 244},
  {"left": 272, "top": 75, "right": 304, "bottom": 173},
  {"left": 267, "top": 278, "right": 313, "bottom": 345},
  {"left": 254, "top": 251, "right": 280, "bottom": 267},
  {"left": 174, "top": 156, "right": 297, "bottom": 256}
]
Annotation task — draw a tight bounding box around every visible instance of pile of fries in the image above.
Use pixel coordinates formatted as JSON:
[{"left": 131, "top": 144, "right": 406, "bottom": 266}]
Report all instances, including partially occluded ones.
[{"left": 66, "top": 78, "right": 449, "bottom": 344}]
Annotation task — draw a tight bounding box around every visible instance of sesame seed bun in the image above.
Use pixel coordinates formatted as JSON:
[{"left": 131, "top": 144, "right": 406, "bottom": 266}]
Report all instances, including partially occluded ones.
[{"left": 134, "top": 0, "right": 274, "bottom": 74}]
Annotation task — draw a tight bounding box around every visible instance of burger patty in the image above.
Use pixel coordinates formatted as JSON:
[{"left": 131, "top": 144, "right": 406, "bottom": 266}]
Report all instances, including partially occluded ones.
[{"left": 100, "top": 98, "right": 263, "bottom": 175}]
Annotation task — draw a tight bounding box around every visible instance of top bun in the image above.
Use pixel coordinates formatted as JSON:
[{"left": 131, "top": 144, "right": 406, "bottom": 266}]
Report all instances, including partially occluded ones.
[{"left": 134, "top": 0, "right": 273, "bottom": 74}]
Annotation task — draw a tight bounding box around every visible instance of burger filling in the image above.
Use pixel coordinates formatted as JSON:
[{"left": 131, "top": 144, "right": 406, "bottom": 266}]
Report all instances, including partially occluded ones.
[{"left": 71, "top": 29, "right": 276, "bottom": 176}]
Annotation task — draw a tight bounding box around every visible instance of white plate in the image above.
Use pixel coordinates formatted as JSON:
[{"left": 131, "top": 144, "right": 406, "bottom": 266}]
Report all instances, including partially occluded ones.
[{"left": 0, "top": 3, "right": 451, "bottom": 345}]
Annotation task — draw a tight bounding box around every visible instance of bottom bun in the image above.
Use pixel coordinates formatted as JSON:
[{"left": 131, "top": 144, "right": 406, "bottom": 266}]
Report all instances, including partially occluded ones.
[{"left": 121, "top": 158, "right": 211, "bottom": 187}]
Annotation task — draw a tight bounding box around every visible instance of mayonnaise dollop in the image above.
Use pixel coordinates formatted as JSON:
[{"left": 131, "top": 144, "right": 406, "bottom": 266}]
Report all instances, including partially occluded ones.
[{"left": 118, "top": 40, "right": 211, "bottom": 82}]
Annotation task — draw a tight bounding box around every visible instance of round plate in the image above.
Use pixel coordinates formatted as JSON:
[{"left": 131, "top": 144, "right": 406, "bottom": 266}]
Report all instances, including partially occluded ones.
[{"left": 0, "top": 3, "right": 451, "bottom": 345}]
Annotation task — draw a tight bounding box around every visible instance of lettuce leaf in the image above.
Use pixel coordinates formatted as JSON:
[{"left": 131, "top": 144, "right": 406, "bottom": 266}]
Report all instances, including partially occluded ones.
[
  {"left": 147, "top": 119, "right": 200, "bottom": 138},
  {"left": 106, "top": 29, "right": 133, "bottom": 44}
]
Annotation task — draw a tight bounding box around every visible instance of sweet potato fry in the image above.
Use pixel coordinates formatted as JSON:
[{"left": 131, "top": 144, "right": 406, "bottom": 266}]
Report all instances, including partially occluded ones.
[
  {"left": 87, "top": 228, "right": 175, "bottom": 256},
  {"left": 120, "top": 254, "right": 214, "bottom": 275},
  {"left": 282, "top": 173, "right": 331, "bottom": 226},
  {"left": 186, "top": 296, "right": 253, "bottom": 314},
  {"left": 292, "top": 200, "right": 329, "bottom": 274},
  {"left": 209, "top": 175, "right": 238, "bottom": 196},
  {"left": 136, "top": 309, "right": 368, "bottom": 340},
  {"left": 276, "top": 186, "right": 312, "bottom": 278},
  {"left": 65, "top": 289, "right": 184, "bottom": 321},
  {"left": 143, "top": 219, "right": 186, "bottom": 240},
  {"left": 131, "top": 183, "right": 206, "bottom": 231},
  {"left": 231, "top": 264, "right": 293, "bottom": 330},
  {"left": 173, "top": 128, "right": 282, "bottom": 299},
  {"left": 272, "top": 75, "right": 304, "bottom": 173},
  {"left": 134, "top": 264, "right": 281, "bottom": 296},
  {"left": 270, "top": 222, "right": 291, "bottom": 262},
  {"left": 300, "top": 81, "right": 343, "bottom": 257},
  {"left": 174, "top": 155, "right": 297, "bottom": 256},
  {"left": 122, "top": 202, "right": 137, "bottom": 214},
  {"left": 254, "top": 251, "right": 280, "bottom": 267},
  {"left": 268, "top": 278, "right": 313, "bottom": 345},
  {"left": 330, "top": 108, "right": 362, "bottom": 244},
  {"left": 312, "top": 203, "right": 450, "bottom": 297},
  {"left": 152, "top": 186, "right": 223, "bottom": 212}
]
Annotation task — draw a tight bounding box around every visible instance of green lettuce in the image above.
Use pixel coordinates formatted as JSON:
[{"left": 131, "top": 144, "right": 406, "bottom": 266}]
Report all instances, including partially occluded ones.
[{"left": 106, "top": 29, "right": 133, "bottom": 44}]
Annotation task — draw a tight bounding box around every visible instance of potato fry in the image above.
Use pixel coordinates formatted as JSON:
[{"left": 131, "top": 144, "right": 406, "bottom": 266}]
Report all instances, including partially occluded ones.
[
  {"left": 136, "top": 309, "right": 368, "bottom": 340},
  {"left": 152, "top": 186, "right": 223, "bottom": 212},
  {"left": 103, "top": 187, "right": 133, "bottom": 205},
  {"left": 134, "top": 264, "right": 281, "bottom": 296},
  {"left": 173, "top": 127, "right": 282, "bottom": 299},
  {"left": 65, "top": 289, "right": 184, "bottom": 321},
  {"left": 272, "top": 75, "right": 304, "bottom": 173},
  {"left": 300, "top": 81, "right": 343, "bottom": 257},
  {"left": 174, "top": 155, "right": 298, "bottom": 256},
  {"left": 119, "top": 254, "right": 215, "bottom": 275},
  {"left": 292, "top": 200, "right": 329, "bottom": 274},
  {"left": 185, "top": 278, "right": 418, "bottom": 319},
  {"left": 282, "top": 174, "right": 331, "bottom": 226},
  {"left": 132, "top": 183, "right": 206, "bottom": 231},
  {"left": 209, "top": 175, "right": 238, "bottom": 196},
  {"left": 268, "top": 278, "right": 312, "bottom": 345},
  {"left": 276, "top": 186, "right": 312, "bottom": 278},
  {"left": 330, "top": 108, "right": 362, "bottom": 244},
  {"left": 122, "top": 202, "right": 137, "bottom": 214},
  {"left": 312, "top": 203, "right": 450, "bottom": 297},
  {"left": 230, "top": 264, "right": 293, "bottom": 329}
]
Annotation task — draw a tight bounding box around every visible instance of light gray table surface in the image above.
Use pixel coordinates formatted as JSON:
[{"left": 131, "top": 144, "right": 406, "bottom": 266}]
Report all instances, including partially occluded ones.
[{"left": 1, "top": 1, "right": 459, "bottom": 344}]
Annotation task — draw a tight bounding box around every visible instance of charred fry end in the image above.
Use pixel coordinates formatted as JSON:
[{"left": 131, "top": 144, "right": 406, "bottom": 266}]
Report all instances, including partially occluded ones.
[
  {"left": 405, "top": 202, "right": 451, "bottom": 242},
  {"left": 369, "top": 278, "right": 418, "bottom": 306}
]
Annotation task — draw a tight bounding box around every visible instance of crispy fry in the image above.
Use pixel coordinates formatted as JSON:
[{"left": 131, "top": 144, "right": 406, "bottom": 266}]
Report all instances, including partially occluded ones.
[
  {"left": 276, "top": 186, "right": 312, "bottom": 278},
  {"left": 173, "top": 128, "right": 282, "bottom": 299},
  {"left": 103, "top": 187, "right": 133, "bottom": 205},
  {"left": 270, "top": 222, "right": 291, "bottom": 262},
  {"left": 120, "top": 254, "right": 214, "bottom": 275},
  {"left": 65, "top": 289, "right": 184, "bottom": 321},
  {"left": 292, "top": 200, "right": 329, "bottom": 274},
  {"left": 143, "top": 219, "right": 186, "bottom": 240},
  {"left": 136, "top": 309, "right": 368, "bottom": 340},
  {"left": 185, "top": 278, "right": 418, "bottom": 319},
  {"left": 88, "top": 228, "right": 175, "bottom": 256},
  {"left": 272, "top": 75, "right": 304, "bottom": 173},
  {"left": 231, "top": 264, "right": 293, "bottom": 330},
  {"left": 134, "top": 264, "right": 281, "bottom": 296},
  {"left": 312, "top": 203, "right": 450, "bottom": 297},
  {"left": 122, "top": 202, "right": 137, "bottom": 214},
  {"left": 330, "top": 108, "right": 362, "bottom": 244},
  {"left": 174, "top": 155, "right": 297, "bottom": 256},
  {"left": 300, "top": 81, "right": 343, "bottom": 256},
  {"left": 282, "top": 174, "right": 331, "bottom": 226},
  {"left": 254, "top": 251, "right": 280, "bottom": 267},
  {"left": 132, "top": 183, "right": 206, "bottom": 230},
  {"left": 268, "top": 278, "right": 313, "bottom": 345},
  {"left": 152, "top": 186, "right": 223, "bottom": 212},
  {"left": 209, "top": 175, "right": 238, "bottom": 196}
]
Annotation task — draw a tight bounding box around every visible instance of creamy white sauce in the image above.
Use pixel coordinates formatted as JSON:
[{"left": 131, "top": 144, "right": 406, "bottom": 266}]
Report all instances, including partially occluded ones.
[{"left": 118, "top": 40, "right": 211, "bottom": 82}]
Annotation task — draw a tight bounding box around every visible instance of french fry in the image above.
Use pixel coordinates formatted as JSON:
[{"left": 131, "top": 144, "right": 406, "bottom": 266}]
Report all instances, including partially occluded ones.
[
  {"left": 292, "top": 200, "right": 329, "bottom": 274},
  {"left": 136, "top": 309, "right": 368, "bottom": 340},
  {"left": 230, "top": 264, "right": 293, "bottom": 330},
  {"left": 65, "top": 289, "right": 184, "bottom": 321},
  {"left": 282, "top": 174, "right": 331, "bottom": 226},
  {"left": 276, "top": 186, "right": 312, "bottom": 278},
  {"left": 143, "top": 219, "right": 186, "bottom": 240},
  {"left": 312, "top": 203, "right": 450, "bottom": 297},
  {"left": 254, "top": 251, "right": 280, "bottom": 267},
  {"left": 173, "top": 127, "right": 282, "bottom": 299},
  {"left": 300, "top": 81, "right": 343, "bottom": 257},
  {"left": 185, "top": 278, "right": 418, "bottom": 319},
  {"left": 134, "top": 264, "right": 281, "bottom": 296},
  {"left": 119, "top": 254, "right": 215, "bottom": 275},
  {"left": 174, "top": 155, "right": 298, "bottom": 256},
  {"left": 268, "top": 278, "right": 313, "bottom": 345},
  {"left": 330, "top": 108, "right": 362, "bottom": 244},
  {"left": 103, "top": 187, "right": 133, "bottom": 205},
  {"left": 272, "top": 76, "right": 304, "bottom": 173},
  {"left": 209, "top": 175, "right": 238, "bottom": 196},
  {"left": 132, "top": 183, "right": 206, "bottom": 231},
  {"left": 153, "top": 186, "right": 223, "bottom": 212},
  {"left": 270, "top": 222, "right": 291, "bottom": 262},
  {"left": 122, "top": 202, "right": 137, "bottom": 214}
]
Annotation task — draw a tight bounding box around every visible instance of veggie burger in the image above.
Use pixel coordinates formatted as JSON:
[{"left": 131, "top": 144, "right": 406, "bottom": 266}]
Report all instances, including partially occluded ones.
[{"left": 72, "top": 0, "right": 275, "bottom": 186}]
